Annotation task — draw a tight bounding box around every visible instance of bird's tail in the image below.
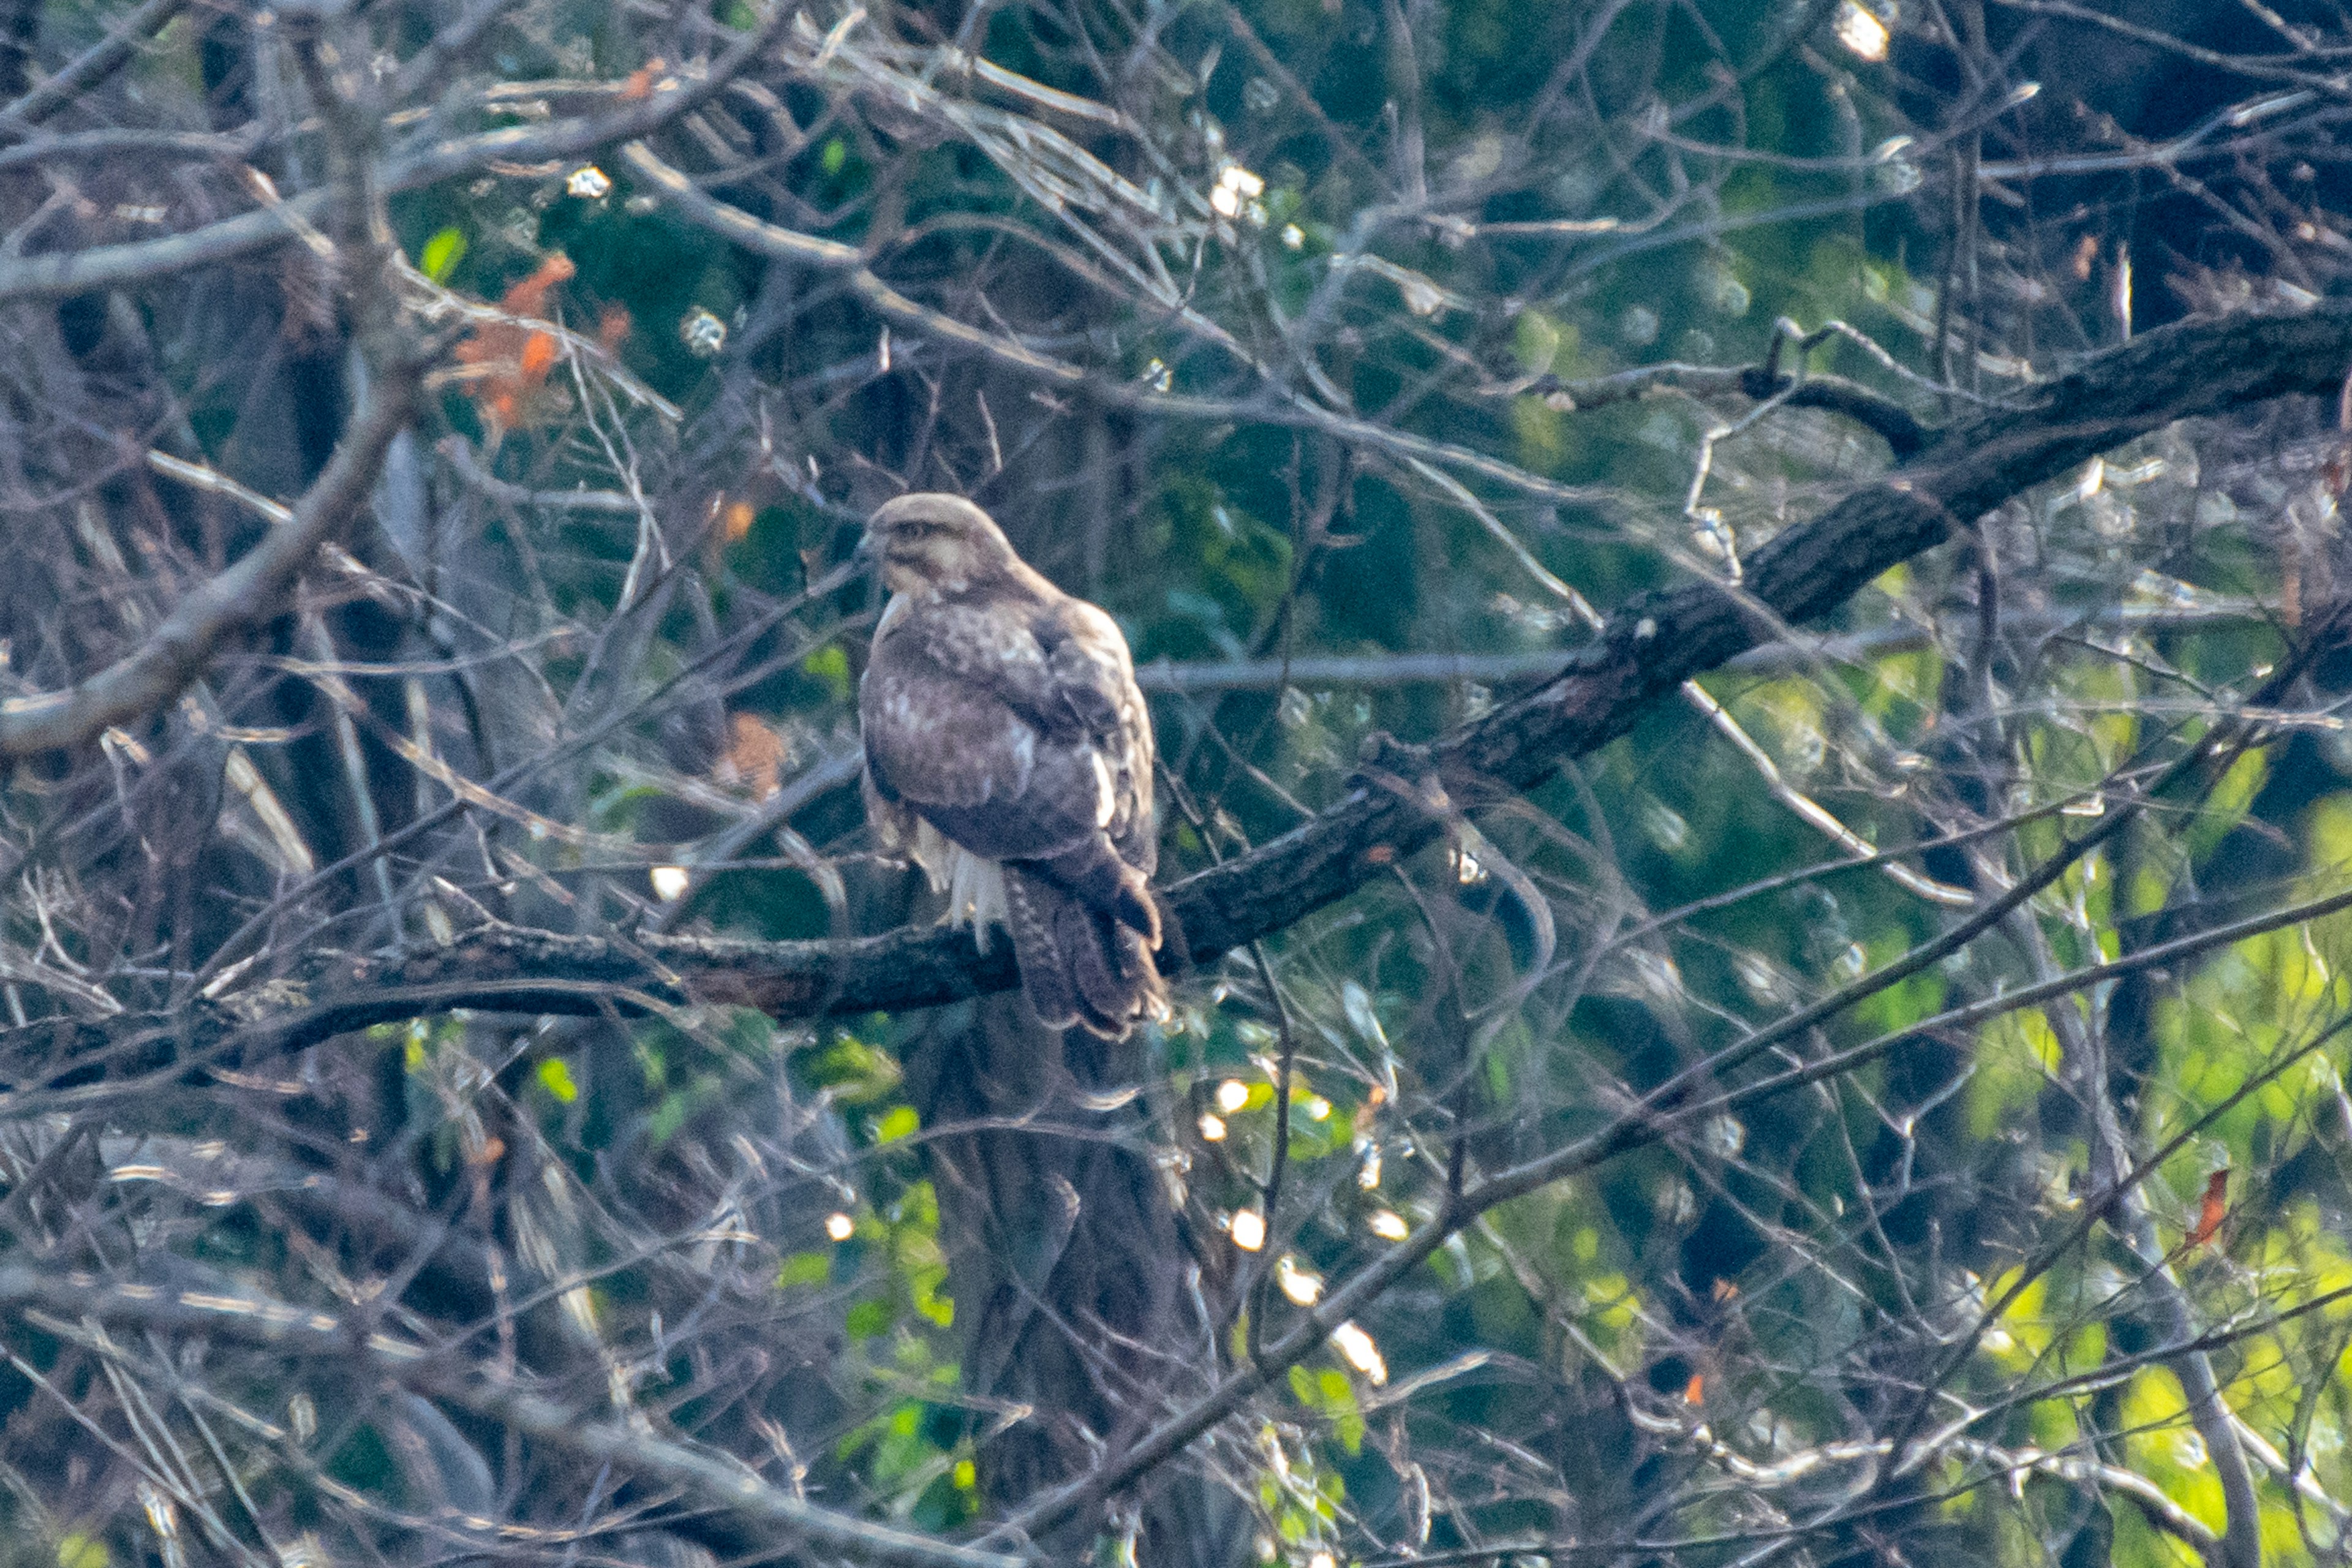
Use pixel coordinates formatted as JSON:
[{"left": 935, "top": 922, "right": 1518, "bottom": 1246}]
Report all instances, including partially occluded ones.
[
  {"left": 1005, "top": 867, "right": 1169, "bottom": 1039},
  {"left": 1035, "top": 833, "right": 1161, "bottom": 949}
]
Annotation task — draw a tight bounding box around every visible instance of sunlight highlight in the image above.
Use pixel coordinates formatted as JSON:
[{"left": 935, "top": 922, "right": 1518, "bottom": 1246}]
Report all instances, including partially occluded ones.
[
  {"left": 1834, "top": 1, "right": 1888, "bottom": 61},
  {"left": 1331, "top": 1321, "right": 1387, "bottom": 1384}
]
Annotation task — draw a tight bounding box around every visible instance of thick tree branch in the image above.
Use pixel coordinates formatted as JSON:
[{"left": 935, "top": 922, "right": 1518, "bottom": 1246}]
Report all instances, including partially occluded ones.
[
  {"left": 7, "top": 300, "right": 2345, "bottom": 1057},
  {"left": 546, "top": 307, "right": 2352, "bottom": 970}
]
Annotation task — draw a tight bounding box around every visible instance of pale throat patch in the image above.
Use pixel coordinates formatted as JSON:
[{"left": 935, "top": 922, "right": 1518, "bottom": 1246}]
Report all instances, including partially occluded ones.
[{"left": 910, "top": 817, "right": 1009, "bottom": 949}]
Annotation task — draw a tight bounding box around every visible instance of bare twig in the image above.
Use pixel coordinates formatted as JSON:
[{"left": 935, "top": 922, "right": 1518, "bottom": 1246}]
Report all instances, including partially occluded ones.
[
  {"left": 0, "top": 1267, "right": 1029, "bottom": 1568},
  {"left": 0, "top": 377, "right": 421, "bottom": 758}
]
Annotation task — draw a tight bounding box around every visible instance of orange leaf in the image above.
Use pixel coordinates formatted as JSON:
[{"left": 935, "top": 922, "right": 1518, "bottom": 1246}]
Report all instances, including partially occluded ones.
[
  {"left": 459, "top": 255, "right": 578, "bottom": 435},
  {"left": 715, "top": 712, "right": 785, "bottom": 797},
  {"left": 2191, "top": 1169, "right": 2228, "bottom": 1247},
  {"left": 518, "top": 331, "right": 560, "bottom": 382},
  {"left": 1682, "top": 1372, "right": 1704, "bottom": 1405},
  {"left": 500, "top": 253, "right": 575, "bottom": 318},
  {"left": 2070, "top": 233, "right": 2098, "bottom": 282}
]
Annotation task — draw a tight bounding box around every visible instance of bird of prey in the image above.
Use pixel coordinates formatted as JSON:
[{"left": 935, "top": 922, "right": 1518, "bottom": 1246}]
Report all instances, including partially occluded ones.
[{"left": 858, "top": 492, "right": 1169, "bottom": 1038}]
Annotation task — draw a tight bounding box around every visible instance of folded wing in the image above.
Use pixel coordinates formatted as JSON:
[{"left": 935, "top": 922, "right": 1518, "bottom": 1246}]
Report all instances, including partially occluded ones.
[{"left": 862, "top": 593, "right": 1166, "bottom": 1036}]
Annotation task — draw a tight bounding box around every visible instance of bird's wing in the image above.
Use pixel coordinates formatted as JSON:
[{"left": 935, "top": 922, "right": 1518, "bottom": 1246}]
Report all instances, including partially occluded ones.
[
  {"left": 860, "top": 766, "right": 922, "bottom": 856},
  {"left": 861, "top": 598, "right": 1109, "bottom": 863},
  {"left": 1037, "top": 599, "right": 1158, "bottom": 875}
]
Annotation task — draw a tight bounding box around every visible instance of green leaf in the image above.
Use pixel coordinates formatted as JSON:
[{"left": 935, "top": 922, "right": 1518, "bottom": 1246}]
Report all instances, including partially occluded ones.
[
  {"left": 420, "top": 226, "right": 466, "bottom": 283},
  {"left": 821, "top": 138, "right": 847, "bottom": 176},
  {"left": 911, "top": 1265, "right": 955, "bottom": 1327},
  {"left": 1512, "top": 309, "right": 1567, "bottom": 374},
  {"left": 807, "top": 1033, "right": 902, "bottom": 1102},
  {"left": 846, "top": 1298, "right": 893, "bottom": 1339},
  {"left": 804, "top": 644, "right": 853, "bottom": 701},
  {"left": 778, "top": 1251, "right": 831, "bottom": 1287},
  {"left": 874, "top": 1104, "right": 920, "bottom": 1144},
  {"left": 645, "top": 1092, "right": 690, "bottom": 1148},
  {"left": 536, "top": 1057, "right": 579, "bottom": 1104}
]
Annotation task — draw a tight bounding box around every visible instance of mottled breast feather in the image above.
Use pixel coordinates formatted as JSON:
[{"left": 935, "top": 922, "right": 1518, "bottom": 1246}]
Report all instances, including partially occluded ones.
[{"left": 858, "top": 495, "right": 1166, "bottom": 1038}]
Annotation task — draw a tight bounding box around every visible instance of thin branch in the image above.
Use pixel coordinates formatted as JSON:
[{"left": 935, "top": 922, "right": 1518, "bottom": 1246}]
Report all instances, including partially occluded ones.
[
  {"left": 617, "top": 143, "right": 1622, "bottom": 511},
  {"left": 1129, "top": 603, "right": 2268, "bottom": 692},
  {"left": 8, "top": 299, "right": 2339, "bottom": 1046},
  {"left": 0, "top": 372, "right": 421, "bottom": 758},
  {"left": 0, "top": 0, "right": 191, "bottom": 135},
  {"left": 0, "top": 6, "right": 792, "bottom": 302},
  {"left": 0, "top": 1267, "right": 1028, "bottom": 1568},
  {"left": 993, "top": 834, "right": 2352, "bottom": 1545}
]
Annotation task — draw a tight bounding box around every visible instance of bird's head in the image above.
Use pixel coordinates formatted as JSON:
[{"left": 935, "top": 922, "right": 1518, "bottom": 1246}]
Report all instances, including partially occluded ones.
[{"left": 863, "top": 493, "right": 1020, "bottom": 597}]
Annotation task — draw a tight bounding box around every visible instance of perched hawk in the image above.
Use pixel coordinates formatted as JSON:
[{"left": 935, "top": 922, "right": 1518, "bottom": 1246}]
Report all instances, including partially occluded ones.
[{"left": 858, "top": 493, "right": 1169, "bottom": 1038}]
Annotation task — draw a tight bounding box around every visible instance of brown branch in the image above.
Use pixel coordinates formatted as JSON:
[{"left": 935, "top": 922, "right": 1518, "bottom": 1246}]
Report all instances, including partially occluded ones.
[{"left": 6, "top": 299, "right": 2344, "bottom": 1057}]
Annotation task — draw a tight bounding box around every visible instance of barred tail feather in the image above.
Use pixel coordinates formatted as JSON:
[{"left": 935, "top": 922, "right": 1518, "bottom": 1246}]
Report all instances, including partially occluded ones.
[
  {"left": 1116, "top": 923, "right": 1171, "bottom": 1026},
  {"left": 1008, "top": 867, "right": 1167, "bottom": 1039},
  {"left": 1058, "top": 899, "right": 1136, "bottom": 1035},
  {"left": 1005, "top": 870, "right": 1082, "bottom": 1031}
]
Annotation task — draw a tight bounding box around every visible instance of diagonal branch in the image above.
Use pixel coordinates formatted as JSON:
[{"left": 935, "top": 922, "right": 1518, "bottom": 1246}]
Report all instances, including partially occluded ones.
[
  {"left": 381, "top": 305, "right": 2352, "bottom": 999},
  {"left": 0, "top": 0, "right": 191, "bottom": 135},
  {"left": 0, "top": 370, "right": 420, "bottom": 759},
  {"left": 9, "top": 299, "right": 2347, "bottom": 1055}
]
